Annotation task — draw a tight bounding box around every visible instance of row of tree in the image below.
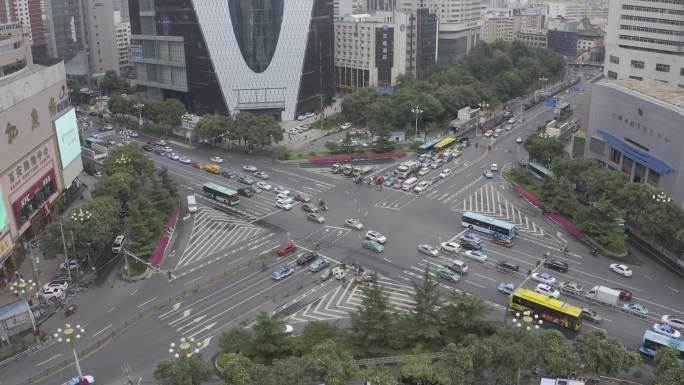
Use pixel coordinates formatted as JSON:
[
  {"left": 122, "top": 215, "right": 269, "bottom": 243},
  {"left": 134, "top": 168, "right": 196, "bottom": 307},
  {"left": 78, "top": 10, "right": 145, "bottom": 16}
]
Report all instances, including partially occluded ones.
[
  {"left": 524, "top": 135, "right": 684, "bottom": 254},
  {"left": 108, "top": 95, "right": 187, "bottom": 132},
  {"left": 340, "top": 42, "right": 566, "bottom": 143},
  {"left": 195, "top": 112, "right": 283, "bottom": 150},
  {"left": 40, "top": 145, "right": 178, "bottom": 264},
  {"left": 154, "top": 271, "right": 648, "bottom": 385}
]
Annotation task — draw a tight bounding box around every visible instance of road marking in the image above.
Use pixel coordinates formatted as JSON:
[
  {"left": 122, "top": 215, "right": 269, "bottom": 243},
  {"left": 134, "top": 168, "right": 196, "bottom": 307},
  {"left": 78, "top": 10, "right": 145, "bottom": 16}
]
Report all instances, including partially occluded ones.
[
  {"left": 184, "top": 276, "right": 203, "bottom": 286},
  {"left": 106, "top": 306, "right": 116, "bottom": 313},
  {"left": 643, "top": 275, "right": 653, "bottom": 281},
  {"left": 137, "top": 296, "right": 158, "bottom": 308},
  {"left": 383, "top": 257, "right": 392, "bottom": 263},
  {"left": 92, "top": 324, "right": 112, "bottom": 338},
  {"left": 130, "top": 289, "right": 139, "bottom": 296},
  {"left": 584, "top": 323, "right": 606, "bottom": 332},
  {"left": 465, "top": 280, "right": 486, "bottom": 288},
  {"left": 474, "top": 273, "right": 497, "bottom": 282},
  {"left": 36, "top": 354, "right": 61, "bottom": 367},
  {"left": 668, "top": 286, "right": 679, "bottom": 293}
]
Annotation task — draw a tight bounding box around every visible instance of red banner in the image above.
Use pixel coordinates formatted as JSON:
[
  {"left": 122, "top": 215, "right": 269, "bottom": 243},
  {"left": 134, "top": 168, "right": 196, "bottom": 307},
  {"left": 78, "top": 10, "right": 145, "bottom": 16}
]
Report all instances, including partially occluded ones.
[{"left": 12, "top": 170, "right": 56, "bottom": 214}]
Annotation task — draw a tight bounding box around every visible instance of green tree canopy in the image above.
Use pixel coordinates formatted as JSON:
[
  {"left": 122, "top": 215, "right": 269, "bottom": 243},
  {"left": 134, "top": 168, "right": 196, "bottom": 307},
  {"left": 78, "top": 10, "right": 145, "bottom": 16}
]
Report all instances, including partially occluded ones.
[
  {"left": 435, "top": 343, "right": 475, "bottom": 385},
  {"left": 574, "top": 331, "right": 641, "bottom": 376},
  {"left": 153, "top": 354, "right": 212, "bottom": 385},
  {"left": 295, "top": 321, "right": 340, "bottom": 355},
  {"left": 349, "top": 272, "right": 395, "bottom": 354},
  {"left": 219, "top": 328, "right": 254, "bottom": 356},
  {"left": 250, "top": 313, "right": 293, "bottom": 364},
  {"left": 401, "top": 267, "right": 443, "bottom": 344},
  {"left": 654, "top": 346, "right": 684, "bottom": 385},
  {"left": 309, "top": 340, "right": 357, "bottom": 385}
]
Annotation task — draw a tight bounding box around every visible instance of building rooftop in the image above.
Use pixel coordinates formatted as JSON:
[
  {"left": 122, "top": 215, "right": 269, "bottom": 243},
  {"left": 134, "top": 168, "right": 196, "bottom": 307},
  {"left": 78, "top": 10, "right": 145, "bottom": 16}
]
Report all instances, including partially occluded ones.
[{"left": 606, "top": 80, "right": 684, "bottom": 112}]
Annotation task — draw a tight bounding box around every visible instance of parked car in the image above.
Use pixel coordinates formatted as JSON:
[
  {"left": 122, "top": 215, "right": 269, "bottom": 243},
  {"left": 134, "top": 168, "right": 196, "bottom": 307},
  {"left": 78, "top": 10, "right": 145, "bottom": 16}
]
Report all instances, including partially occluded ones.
[
  {"left": 60, "top": 260, "right": 80, "bottom": 271},
  {"left": 276, "top": 243, "right": 297, "bottom": 257},
  {"left": 418, "top": 244, "right": 439, "bottom": 257},
  {"left": 498, "top": 282, "right": 516, "bottom": 295},
  {"left": 238, "top": 176, "right": 255, "bottom": 185},
  {"left": 623, "top": 302, "right": 649, "bottom": 317},
  {"left": 496, "top": 261, "right": 520, "bottom": 273},
  {"left": 340, "top": 122, "right": 351, "bottom": 130},
  {"left": 274, "top": 186, "right": 290, "bottom": 195},
  {"left": 254, "top": 171, "right": 269, "bottom": 180},
  {"left": 294, "top": 193, "right": 311, "bottom": 203},
  {"left": 462, "top": 232, "right": 482, "bottom": 243},
  {"left": 43, "top": 279, "right": 69, "bottom": 291},
  {"left": 365, "top": 231, "right": 387, "bottom": 244},
  {"left": 535, "top": 283, "right": 561, "bottom": 299},
  {"left": 661, "top": 315, "right": 684, "bottom": 330},
  {"left": 271, "top": 265, "right": 295, "bottom": 280},
  {"left": 362, "top": 239, "right": 384, "bottom": 253},
  {"left": 435, "top": 266, "right": 460, "bottom": 283},
  {"left": 459, "top": 239, "right": 482, "bottom": 251},
  {"left": 210, "top": 156, "right": 223, "bottom": 163},
  {"left": 296, "top": 252, "right": 318, "bottom": 266},
  {"left": 581, "top": 308, "right": 603, "bottom": 324},
  {"left": 242, "top": 165, "right": 258, "bottom": 172},
  {"left": 256, "top": 181, "right": 272, "bottom": 191},
  {"left": 307, "top": 213, "right": 325, "bottom": 224},
  {"left": 275, "top": 199, "right": 293, "bottom": 210},
  {"left": 39, "top": 286, "right": 65, "bottom": 300},
  {"left": 531, "top": 272, "right": 556, "bottom": 285},
  {"left": 301, "top": 203, "right": 318, "bottom": 213},
  {"left": 653, "top": 323, "right": 681, "bottom": 339},
  {"left": 308, "top": 258, "right": 329, "bottom": 272},
  {"left": 609, "top": 263, "right": 633, "bottom": 277},
  {"left": 543, "top": 259, "right": 569, "bottom": 273},
  {"left": 464, "top": 250, "right": 487, "bottom": 262},
  {"left": 440, "top": 242, "right": 461, "bottom": 253},
  {"left": 344, "top": 218, "right": 364, "bottom": 230},
  {"left": 277, "top": 194, "right": 293, "bottom": 204}
]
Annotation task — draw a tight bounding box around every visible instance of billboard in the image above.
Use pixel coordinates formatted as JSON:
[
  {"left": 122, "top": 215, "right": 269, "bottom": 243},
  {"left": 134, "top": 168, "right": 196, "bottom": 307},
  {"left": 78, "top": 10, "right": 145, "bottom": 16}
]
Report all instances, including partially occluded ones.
[
  {"left": 54, "top": 109, "right": 81, "bottom": 169},
  {"left": 0, "top": 186, "right": 8, "bottom": 236}
]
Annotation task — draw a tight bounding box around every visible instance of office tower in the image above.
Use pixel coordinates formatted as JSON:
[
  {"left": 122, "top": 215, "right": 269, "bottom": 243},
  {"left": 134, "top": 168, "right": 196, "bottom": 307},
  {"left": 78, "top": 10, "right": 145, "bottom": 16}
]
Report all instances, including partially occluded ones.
[
  {"left": 0, "top": 0, "right": 46, "bottom": 54},
  {"left": 603, "top": 0, "right": 683, "bottom": 85}
]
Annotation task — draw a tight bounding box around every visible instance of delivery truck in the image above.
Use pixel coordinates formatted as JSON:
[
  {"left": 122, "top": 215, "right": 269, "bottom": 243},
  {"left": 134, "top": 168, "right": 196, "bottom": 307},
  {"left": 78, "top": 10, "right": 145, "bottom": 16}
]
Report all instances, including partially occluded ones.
[{"left": 586, "top": 286, "right": 620, "bottom": 306}]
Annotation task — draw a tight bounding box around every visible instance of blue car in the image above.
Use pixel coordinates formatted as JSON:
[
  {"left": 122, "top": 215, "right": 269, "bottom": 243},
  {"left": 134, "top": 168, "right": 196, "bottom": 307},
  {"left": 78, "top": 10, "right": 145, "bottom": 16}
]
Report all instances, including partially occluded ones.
[
  {"left": 220, "top": 168, "right": 237, "bottom": 178},
  {"left": 498, "top": 282, "right": 515, "bottom": 295},
  {"left": 462, "top": 232, "right": 482, "bottom": 243},
  {"left": 308, "top": 258, "right": 329, "bottom": 272},
  {"left": 271, "top": 265, "right": 295, "bottom": 280},
  {"left": 624, "top": 303, "right": 649, "bottom": 317},
  {"left": 274, "top": 185, "right": 288, "bottom": 194},
  {"left": 243, "top": 165, "right": 257, "bottom": 172}
]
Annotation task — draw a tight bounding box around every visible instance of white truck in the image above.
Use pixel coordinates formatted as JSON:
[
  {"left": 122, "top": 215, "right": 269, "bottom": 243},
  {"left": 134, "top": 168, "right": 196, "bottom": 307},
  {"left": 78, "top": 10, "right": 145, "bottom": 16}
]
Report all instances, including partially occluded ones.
[
  {"left": 586, "top": 286, "right": 620, "bottom": 306},
  {"left": 396, "top": 160, "right": 422, "bottom": 179}
]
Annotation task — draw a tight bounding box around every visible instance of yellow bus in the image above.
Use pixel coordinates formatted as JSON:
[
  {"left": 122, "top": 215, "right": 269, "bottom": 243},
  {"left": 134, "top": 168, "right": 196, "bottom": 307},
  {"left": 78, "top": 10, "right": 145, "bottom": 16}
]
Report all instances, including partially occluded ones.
[
  {"left": 433, "top": 136, "right": 456, "bottom": 152},
  {"left": 509, "top": 288, "right": 582, "bottom": 331}
]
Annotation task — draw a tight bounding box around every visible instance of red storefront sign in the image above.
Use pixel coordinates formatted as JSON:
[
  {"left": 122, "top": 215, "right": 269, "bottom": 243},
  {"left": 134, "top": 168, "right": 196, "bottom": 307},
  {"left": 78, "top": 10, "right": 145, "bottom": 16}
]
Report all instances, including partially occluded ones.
[{"left": 12, "top": 170, "right": 56, "bottom": 214}]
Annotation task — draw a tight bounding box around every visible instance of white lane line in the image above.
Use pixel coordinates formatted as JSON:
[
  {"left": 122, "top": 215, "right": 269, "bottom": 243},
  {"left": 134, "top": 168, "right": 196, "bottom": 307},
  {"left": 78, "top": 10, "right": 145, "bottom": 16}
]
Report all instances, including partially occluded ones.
[
  {"left": 184, "top": 276, "right": 204, "bottom": 286},
  {"left": 137, "top": 296, "right": 158, "bottom": 308},
  {"left": 92, "top": 324, "right": 112, "bottom": 338},
  {"left": 36, "top": 354, "right": 61, "bottom": 367},
  {"left": 130, "top": 288, "right": 139, "bottom": 296},
  {"left": 106, "top": 306, "right": 116, "bottom": 313},
  {"left": 383, "top": 257, "right": 392, "bottom": 264},
  {"left": 465, "top": 280, "right": 486, "bottom": 288},
  {"left": 668, "top": 286, "right": 679, "bottom": 293},
  {"left": 474, "top": 273, "right": 497, "bottom": 282},
  {"left": 643, "top": 275, "right": 653, "bottom": 281}
]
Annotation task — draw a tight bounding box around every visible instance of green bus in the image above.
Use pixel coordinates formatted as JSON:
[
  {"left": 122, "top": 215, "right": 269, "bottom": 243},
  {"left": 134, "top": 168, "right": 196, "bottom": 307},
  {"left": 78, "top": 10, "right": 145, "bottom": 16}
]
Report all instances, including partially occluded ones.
[
  {"left": 527, "top": 162, "right": 554, "bottom": 181},
  {"left": 202, "top": 182, "right": 239, "bottom": 206}
]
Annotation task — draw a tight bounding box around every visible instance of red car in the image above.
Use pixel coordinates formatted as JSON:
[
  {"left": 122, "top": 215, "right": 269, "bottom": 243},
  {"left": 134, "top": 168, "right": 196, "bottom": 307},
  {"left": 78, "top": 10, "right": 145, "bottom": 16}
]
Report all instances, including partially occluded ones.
[
  {"left": 613, "top": 288, "right": 632, "bottom": 301},
  {"left": 276, "top": 243, "right": 297, "bottom": 257},
  {"left": 191, "top": 161, "right": 203, "bottom": 169},
  {"left": 492, "top": 236, "right": 513, "bottom": 247}
]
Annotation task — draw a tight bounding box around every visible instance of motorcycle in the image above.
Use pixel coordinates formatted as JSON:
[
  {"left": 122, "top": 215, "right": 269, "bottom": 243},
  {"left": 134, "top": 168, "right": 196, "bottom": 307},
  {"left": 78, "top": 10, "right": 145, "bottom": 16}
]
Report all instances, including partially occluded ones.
[
  {"left": 590, "top": 249, "right": 598, "bottom": 256},
  {"left": 319, "top": 200, "right": 328, "bottom": 211},
  {"left": 560, "top": 246, "right": 569, "bottom": 253}
]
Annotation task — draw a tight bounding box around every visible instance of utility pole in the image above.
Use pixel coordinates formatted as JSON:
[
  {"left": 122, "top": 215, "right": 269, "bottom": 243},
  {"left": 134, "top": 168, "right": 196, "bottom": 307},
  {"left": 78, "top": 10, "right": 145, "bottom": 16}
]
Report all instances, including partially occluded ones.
[{"left": 59, "top": 222, "right": 71, "bottom": 281}]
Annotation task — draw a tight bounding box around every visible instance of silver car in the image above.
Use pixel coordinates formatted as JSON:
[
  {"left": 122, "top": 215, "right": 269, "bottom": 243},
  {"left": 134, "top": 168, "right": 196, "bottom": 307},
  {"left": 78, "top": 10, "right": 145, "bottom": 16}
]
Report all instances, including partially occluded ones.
[{"left": 418, "top": 244, "right": 438, "bottom": 257}]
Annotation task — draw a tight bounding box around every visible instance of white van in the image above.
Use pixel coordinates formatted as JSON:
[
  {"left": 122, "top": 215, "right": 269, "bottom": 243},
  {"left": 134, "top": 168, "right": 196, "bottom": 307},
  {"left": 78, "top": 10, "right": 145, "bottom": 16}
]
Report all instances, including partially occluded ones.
[
  {"left": 186, "top": 194, "right": 198, "bottom": 213},
  {"left": 451, "top": 259, "right": 469, "bottom": 275},
  {"left": 112, "top": 235, "right": 126, "bottom": 254},
  {"left": 402, "top": 177, "right": 418, "bottom": 191}
]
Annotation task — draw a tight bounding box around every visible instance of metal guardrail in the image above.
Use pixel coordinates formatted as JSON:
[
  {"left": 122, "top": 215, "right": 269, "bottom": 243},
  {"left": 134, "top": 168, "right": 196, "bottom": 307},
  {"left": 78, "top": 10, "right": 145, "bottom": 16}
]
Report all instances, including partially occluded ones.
[{"left": 354, "top": 352, "right": 444, "bottom": 366}]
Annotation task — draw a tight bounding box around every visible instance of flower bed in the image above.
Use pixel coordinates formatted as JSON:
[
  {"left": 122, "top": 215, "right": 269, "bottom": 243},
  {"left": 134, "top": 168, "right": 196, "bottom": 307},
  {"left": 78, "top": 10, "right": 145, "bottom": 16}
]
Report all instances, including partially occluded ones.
[
  {"left": 309, "top": 151, "right": 407, "bottom": 164},
  {"left": 514, "top": 184, "right": 583, "bottom": 239}
]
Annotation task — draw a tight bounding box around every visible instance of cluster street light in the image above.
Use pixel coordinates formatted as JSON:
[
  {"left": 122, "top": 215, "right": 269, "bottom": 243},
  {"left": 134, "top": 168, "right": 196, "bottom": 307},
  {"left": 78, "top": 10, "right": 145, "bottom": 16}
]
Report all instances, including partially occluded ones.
[
  {"left": 11, "top": 278, "right": 40, "bottom": 340},
  {"left": 70, "top": 208, "right": 92, "bottom": 223},
  {"left": 652, "top": 191, "right": 671, "bottom": 204},
  {"left": 478, "top": 101, "right": 490, "bottom": 136},
  {"left": 512, "top": 310, "right": 543, "bottom": 332},
  {"left": 54, "top": 324, "right": 86, "bottom": 380},
  {"left": 169, "top": 337, "right": 202, "bottom": 359},
  {"left": 411, "top": 107, "right": 424, "bottom": 142},
  {"left": 133, "top": 102, "right": 145, "bottom": 129},
  {"left": 115, "top": 154, "right": 132, "bottom": 166}
]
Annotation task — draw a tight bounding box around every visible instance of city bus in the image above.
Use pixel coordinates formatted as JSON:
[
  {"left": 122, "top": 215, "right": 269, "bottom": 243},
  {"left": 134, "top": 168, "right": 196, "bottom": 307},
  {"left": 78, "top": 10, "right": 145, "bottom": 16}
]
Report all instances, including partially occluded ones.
[
  {"left": 433, "top": 136, "right": 456, "bottom": 152},
  {"left": 639, "top": 329, "right": 684, "bottom": 363},
  {"left": 417, "top": 138, "right": 441, "bottom": 154},
  {"left": 509, "top": 288, "right": 582, "bottom": 331},
  {"left": 527, "top": 161, "right": 554, "bottom": 181},
  {"left": 202, "top": 182, "right": 240, "bottom": 206},
  {"left": 461, "top": 211, "right": 516, "bottom": 238}
]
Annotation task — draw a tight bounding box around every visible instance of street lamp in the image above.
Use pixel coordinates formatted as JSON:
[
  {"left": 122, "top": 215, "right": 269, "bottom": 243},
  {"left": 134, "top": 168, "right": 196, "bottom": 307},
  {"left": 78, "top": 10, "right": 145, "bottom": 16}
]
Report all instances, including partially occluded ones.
[
  {"left": 181, "top": 113, "right": 194, "bottom": 145},
  {"left": 11, "top": 279, "right": 40, "bottom": 340},
  {"left": 478, "top": 101, "right": 490, "bottom": 136},
  {"left": 169, "top": 337, "right": 201, "bottom": 359},
  {"left": 133, "top": 102, "right": 144, "bottom": 129},
  {"left": 70, "top": 208, "right": 92, "bottom": 223},
  {"left": 652, "top": 191, "right": 672, "bottom": 204},
  {"left": 411, "top": 107, "right": 424, "bottom": 142},
  {"left": 512, "top": 311, "right": 543, "bottom": 332},
  {"left": 115, "top": 154, "right": 131, "bottom": 166},
  {"left": 54, "top": 324, "right": 86, "bottom": 380}
]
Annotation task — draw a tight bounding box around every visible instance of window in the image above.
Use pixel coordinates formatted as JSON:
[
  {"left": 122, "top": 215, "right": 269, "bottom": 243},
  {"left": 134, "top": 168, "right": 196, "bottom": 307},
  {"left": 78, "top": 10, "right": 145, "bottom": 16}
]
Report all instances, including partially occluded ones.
[
  {"left": 631, "top": 60, "right": 645, "bottom": 69},
  {"left": 656, "top": 63, "right": 670, "bottom": 72},
  {"left": 681, "top": 68, "right": 684, "bottom": 75},
  {"left": 647, "top": 170, "right": 660, "bottom": 186},
  {"left": 609, "top": 148, "right": 622, "bottom": 164},
  {"left": 629, "top": 76, "right": 643, "bottom": 80},
  {"left": 607, "top": 70, "right": 618, "bottom": 79},
  {"left": 609, "top": 55, "right": 619, "bottom": 64}
]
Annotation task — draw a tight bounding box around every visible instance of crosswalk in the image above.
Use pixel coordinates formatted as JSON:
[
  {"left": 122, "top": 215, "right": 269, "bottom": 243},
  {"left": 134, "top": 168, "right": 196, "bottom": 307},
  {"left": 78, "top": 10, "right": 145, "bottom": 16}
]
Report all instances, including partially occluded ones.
[
  {"left": 287, "top": 274, "right": 415, "bottom": 322},
  {"left": 175, "top": 206, "right": 266, "bottom": 269}
]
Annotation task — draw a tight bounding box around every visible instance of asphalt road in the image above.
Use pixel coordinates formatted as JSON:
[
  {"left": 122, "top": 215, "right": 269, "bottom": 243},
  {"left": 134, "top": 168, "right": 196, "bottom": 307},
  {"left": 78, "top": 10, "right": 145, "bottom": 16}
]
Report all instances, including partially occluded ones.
[{"left": 3, "top": 71, "right": 682, "bottom": 384}]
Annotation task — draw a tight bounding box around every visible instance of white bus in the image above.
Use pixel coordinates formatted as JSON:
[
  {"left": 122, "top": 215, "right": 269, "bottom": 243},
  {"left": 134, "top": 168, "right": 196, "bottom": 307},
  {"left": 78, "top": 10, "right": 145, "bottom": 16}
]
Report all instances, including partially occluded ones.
[
  {"left": 402, "top": 177, "right": 418, "bottom": 191},
  {"left": 186, "top": 194, "right": 198, "bottom": 213}
]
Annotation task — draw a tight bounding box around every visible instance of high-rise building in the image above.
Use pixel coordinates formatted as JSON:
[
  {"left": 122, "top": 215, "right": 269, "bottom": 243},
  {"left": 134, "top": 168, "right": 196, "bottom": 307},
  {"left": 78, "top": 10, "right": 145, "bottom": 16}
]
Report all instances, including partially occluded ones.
[
  {"left": 334, "top": 11, "right": 409, "bottom": 89},
  {"left": 334, "top": 0, "right": 353, "bottom": 18},
  {"left": 0, "top": 22, "right": 81, "bottom": 277},
  {"left": 548, "top": 1, "right": 588, "bottom": 21},
  {"left": 114, "top": 11, "right": 131, "bottom": 74},
  {"left": 129, "top": 0, "right": 334, "bottom": 121},
  {"left": 0, "top": 0, "right": 47, "bottom": 55},
  {"left": 603, "top": 0, "right": 683, "bottom": 85},
  {"left": 483, "top": 14, "right": 513, "bottom": 44},
  {"left": 367, "top": 0, "right": 396, "bottom": 11}
]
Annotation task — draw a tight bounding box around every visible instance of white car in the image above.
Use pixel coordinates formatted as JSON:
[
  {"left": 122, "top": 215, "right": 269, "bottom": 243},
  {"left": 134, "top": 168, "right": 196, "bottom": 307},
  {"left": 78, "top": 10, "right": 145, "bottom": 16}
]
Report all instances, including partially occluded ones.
[
  {"left": 440, "top": 241, "right": 461, "bottom": 253},
  {"left": 39, "top": 286, "right": 65, "bottom": 300},
  {"left": 167, "top": 153, "right": 180, "bottom": 161},
  {"left": 344, "top": 218, "right": 364, "bottom": 230},
  {"left": 277, "top": 194, "right": 293, "bottom": 204},
  {"left": 516, "top": 137, "right": 523, "bottom": 144},
  {"left": 365, "top": 230, "right": 387, "bottom": 244},
  {"left": 304, "top": 112, "right": 315, "bottom": 119},
  {"left": 210, "top": 156, "right": 223, "bottom": 163},
  {"left": 484, "top": 130, "right": 493, "bottom": 137},
  {"left": 504, "top": 124, "right": 513, "bottom": 131},
  {"left": 418, "top": 167, "right": 430, "bottom": 176},
  {"left": 296, "top": 115, "right": 306, "bottom": 121},
  {"left": 418, "top": 244, "right": 439, "bottom": 257},
  {"left": 414, "top": 181, "right": 431, "bottom": 193},
  {"left": 429, "top": 159, "right": 443, "bottom": 169},
  {"left": 43, "top": 280, "right": 69, "bottom": 291},
  {"left": 439, "top": 168, "right": 452, "bottom": 178},
  {"left": 609, "top": 263, "right": 632, "bottom": 277},
  {"left": 494, "top": 127, "right": 503, "bottom": 134},
  {"left": 340, "top": 122, "right": 351, "bottom": 130},
  {"left": 128, "top": 131, "right": 139, "bottom": 137},
  {"left": 490, "top": 163, "right": 498, "bottom": 171},
  {"left": 60, "top": 260, "right": 80, "bottom": 271},
  {"left": 161, "top": 146, "right": 173, "bottom": 152},
  {"left": 275, "top": 199, "right": 292, "bottom": 210},
  {"left": 661, "top": 315, "right": 684, "bottom": 331},
  {"left": 531, "top": 272, "right": 556, "bottom": 285},
  {"left": 508, "top": 117, "right": 516, "bottom": 124},
  {"left": 256, "top": 181, "right": 272, "bottom": 191},
  {"left": 653, "top": 323, "right": 681, "bottom": 339},
  {"left": 483, "top": 170, "right": 493, "bottom": 178},
  {"left": 464, "top": 250, "right": 488, "bottom": 262},
  {"left": 535, "top": 283, "right": 561, "bottom": 299}
]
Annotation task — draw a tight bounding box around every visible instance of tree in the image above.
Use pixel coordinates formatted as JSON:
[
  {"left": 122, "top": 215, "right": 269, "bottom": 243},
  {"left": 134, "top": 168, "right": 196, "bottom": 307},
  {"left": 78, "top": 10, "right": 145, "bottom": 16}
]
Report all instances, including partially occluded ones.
[
  {"left": 250, "top": 313, "right": 293, "bottom": 363},
  {"left": 491, "top": 339, "right": 534, "bottom": 384},
  {"left": 101, "top": 70, "right": 131, "bottom": 95},
  {"left": 523, "top": 134, "right": 566, "bottom": 166},
  {"left": 440, "top": 291, "right": 490, "bottom": 337},
  {"left": 261, "top": 357, "right": 313, "bottom": 385},
  {"left": 402, "top": 267, "right": 443, "bottom": 344},
  {"left": 465, "top": 335, "right": 493, "bottom": 377},
  {"left": 435, "top": 343, "right": 474, "bottom": 385},
  {"left": 398, "top": 347, "right": 438, "bottom": 385},
  {"left": 159, "top": 98, "right": 186, "bottom": 128},
  {"left": 349, "top": 272, "right": 394, "bottom": 353},
  {"left": 103, "top": 144, "right": 155, "bottom": 178},
  {"left": 324, "top": 141, "right": 340, "bottom": 154},
  {"left": 153, "top": 354, "right": 212, "bottom": 385},
  {"left": 125, "top": 197, "right": 165, "bottom": 257},
  {"left": 539, "top": 330, "right": 576, "bottom": 377},
  {"left": 92, "top": 172, "right": 141, "bottom": 205},
  {"left": 108, "top": 95, "right": 132, "bottom": 120},
  {"left": 218, "top": 353, "right": 253, "bottom": 385},
  {"left": 363, "top": 365, "right": 399, "bottom": 385},
  {"left": 574, "top": 331, "right": 641, "bottom": 376},
  {"left": 310, "top": 340, "right": 357, "bottom": 385},
  {"left": 654, "top": 346, "right": 684, "bottom": 385},
  {"left": 296, "top": 321, "right": 339, "bottom": 355},
  {"left": 219, "top": 328, "right": 254, "bottom": 356},
  {"left": 196, "top": 114, "right": 230, "bottom": 142}
]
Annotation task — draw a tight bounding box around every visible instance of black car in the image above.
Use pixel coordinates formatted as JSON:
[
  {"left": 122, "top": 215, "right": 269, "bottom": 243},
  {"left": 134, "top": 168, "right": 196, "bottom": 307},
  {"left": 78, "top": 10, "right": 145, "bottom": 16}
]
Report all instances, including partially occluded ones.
[
  {"left": 238, "top": 188, "right": 253, "bottom": 197},
  {"left": 301, "top": 203, "right": 318, "bottom": 213},
  {"left": 142, "top": 144, "right": 154, "bottom": 152},
  {"left": 296, "top": 252, "right": 318, "bottom": 266},
  {"left": 581, "top": 308, "right": 602, "bottom": 324},
  {"left": 294, "top": 194, "right": 311, "bottom": 203},
  {"left": 543, "top": 259, "right": 569, "bottom": 273},
  {"left": 496, "top": 261, "right": 520, "bottom": 273},
  {"left": 238, "top": 176, "right": 254, "bottom": 185},
  {"left": 459, "top": 240, "right": 482, "bottom": 251}
]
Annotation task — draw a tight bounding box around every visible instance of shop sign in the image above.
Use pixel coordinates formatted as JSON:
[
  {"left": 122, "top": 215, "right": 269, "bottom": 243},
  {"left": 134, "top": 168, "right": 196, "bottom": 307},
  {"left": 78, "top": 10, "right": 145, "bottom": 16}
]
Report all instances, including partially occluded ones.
[
  {"left": 5, "top": 144, "right": 53, "bottom": 193},
  {"left": 0, "top": 234, "right": 13, "bottom": 259},
  {"left": 12, "top": 170, "right": 55, "bottom": 213},
  {"left": 49, "top": 85, "right": 72, "bottom": 118}
]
